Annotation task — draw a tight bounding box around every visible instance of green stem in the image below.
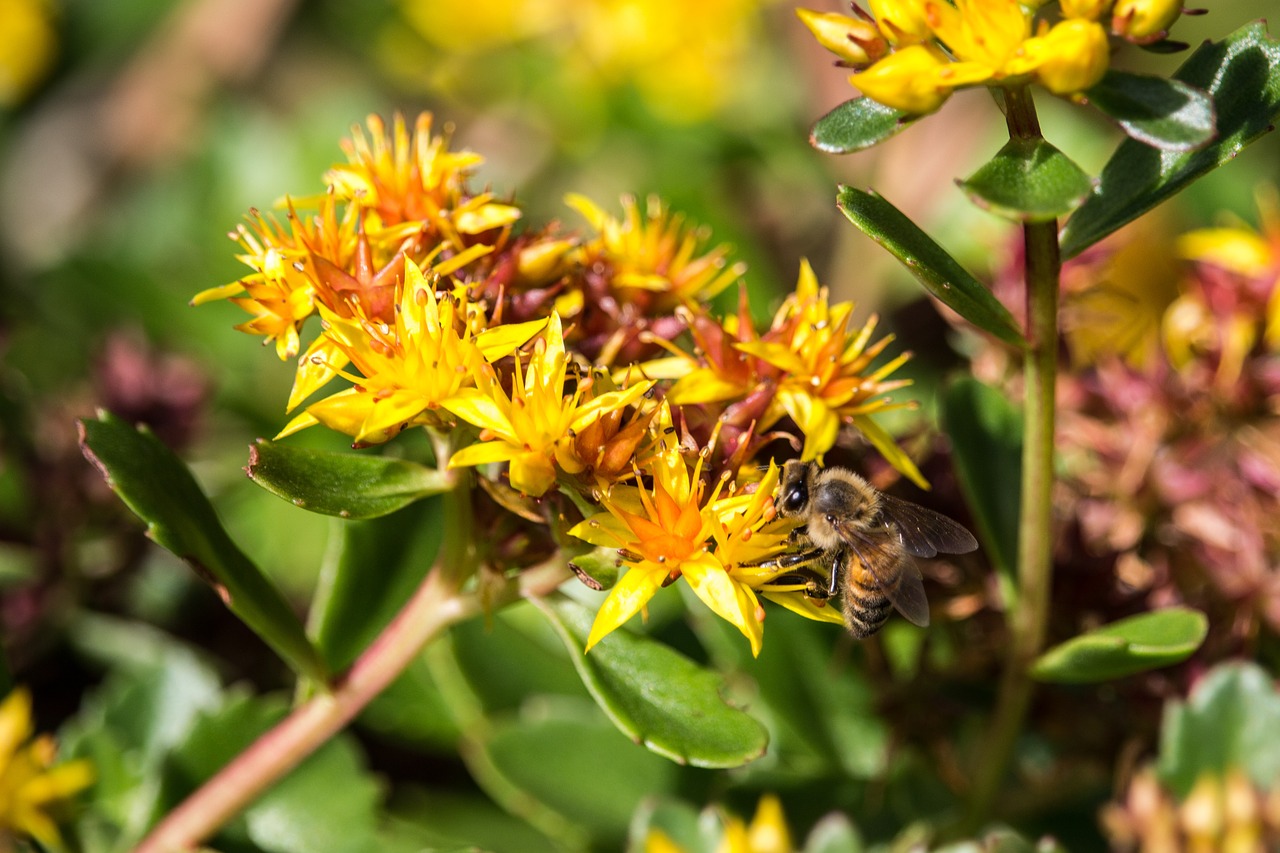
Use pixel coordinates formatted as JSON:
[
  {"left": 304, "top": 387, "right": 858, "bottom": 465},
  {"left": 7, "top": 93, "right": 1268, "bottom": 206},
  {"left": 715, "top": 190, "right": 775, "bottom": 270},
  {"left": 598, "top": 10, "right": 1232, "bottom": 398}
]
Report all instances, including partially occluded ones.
[{"left": 965, "top": 85, "right": 1060, "bottom": 828}]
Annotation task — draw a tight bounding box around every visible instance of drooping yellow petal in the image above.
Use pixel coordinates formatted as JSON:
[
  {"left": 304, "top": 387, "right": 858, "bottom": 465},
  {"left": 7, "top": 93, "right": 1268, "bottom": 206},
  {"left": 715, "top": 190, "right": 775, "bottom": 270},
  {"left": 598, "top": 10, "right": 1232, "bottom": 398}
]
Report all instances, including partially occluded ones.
[
  {"left": 585, "top": 564, "right": 666, "bottom": 651},
  {"left": 448, "top": 440, "right": 523, "bottom": 468},
  {"left": 682, "top": 553, "right": 764, "bottom": 657},
  {"left": 850, "top": 44, "right": 959, "bottom": 115}
]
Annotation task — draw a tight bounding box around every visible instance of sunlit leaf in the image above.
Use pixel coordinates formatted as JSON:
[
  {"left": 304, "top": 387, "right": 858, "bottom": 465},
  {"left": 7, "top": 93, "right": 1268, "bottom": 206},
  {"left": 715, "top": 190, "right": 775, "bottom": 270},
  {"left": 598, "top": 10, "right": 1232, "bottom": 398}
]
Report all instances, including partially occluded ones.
[
  {"left": 836, "top": 187, "right": 1026, "bottom": 348},
  {"left": 1085, "top": 70, "right": 1215, "bottom": 151},
  {"left": 1031, "top": 608, "right": 1207, "bottom": 684},
  {"left": 532, "top": 595, "right": 768, "bottom": 768},
  {"left": 958, "top": 137, "right": 1094, "bottom": 223},
  {"left": 810, "top": 97, "right": 913, "bottom": 153},
  {"left": 247, "top": 440, "right": 451, "bottom": 519},
  {"left": 1062, "top": 23, "right": 1280, "bottom": 258}
]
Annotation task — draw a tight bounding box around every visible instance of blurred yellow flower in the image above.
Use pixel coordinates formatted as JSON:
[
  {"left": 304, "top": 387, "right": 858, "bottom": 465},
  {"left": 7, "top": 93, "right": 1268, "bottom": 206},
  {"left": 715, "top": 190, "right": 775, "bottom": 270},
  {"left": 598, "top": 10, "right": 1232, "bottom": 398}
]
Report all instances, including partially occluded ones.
[
  {"left": 0, "top": 0, "right": 56, "bottom": 106},
  {"left": 445, "top": 313, "right": 655, "bottom": 495},
  {"left": 397, "top": 0, "right": 772, "bottom": 123},
  {"left": 0, "top": 688, "right": 94, "bottom": 850}
]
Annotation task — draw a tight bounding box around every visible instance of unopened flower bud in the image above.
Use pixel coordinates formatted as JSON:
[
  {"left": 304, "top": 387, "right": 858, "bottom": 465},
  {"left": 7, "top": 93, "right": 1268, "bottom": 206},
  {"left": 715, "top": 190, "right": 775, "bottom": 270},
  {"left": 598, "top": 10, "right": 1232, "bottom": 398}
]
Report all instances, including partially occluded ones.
[
  {"left": 1027, "top": 20, "right": 1110, "bottom": 95},
  {"left": 516, "top": 238, "right": 575, "bottom": 284},
  {"left": 796, "top": 8, "right": 887, "bottom": 67},
  {"left": 1060, "top": 0, "right": 1112, "bottom": 20},
  {"left": 867, "top": 0, "right": 932, "bottom": 44},
  {"left": 1112, "top": 0, "right": 1183, "bottom": 43}
]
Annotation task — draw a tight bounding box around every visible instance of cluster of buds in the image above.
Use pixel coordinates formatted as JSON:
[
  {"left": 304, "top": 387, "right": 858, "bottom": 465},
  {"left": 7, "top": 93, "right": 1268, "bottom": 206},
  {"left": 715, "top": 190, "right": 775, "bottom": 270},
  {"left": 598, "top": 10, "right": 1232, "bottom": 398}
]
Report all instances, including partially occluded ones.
[
  {"left": 1102, "top": 767, "right": 1280, "bottom": 852},
  {"left": 797, "top": 0, "right": 1187, "bottom": 115},
  {"left": 197, "top": 113, "right": 920, "bottom": 653}
]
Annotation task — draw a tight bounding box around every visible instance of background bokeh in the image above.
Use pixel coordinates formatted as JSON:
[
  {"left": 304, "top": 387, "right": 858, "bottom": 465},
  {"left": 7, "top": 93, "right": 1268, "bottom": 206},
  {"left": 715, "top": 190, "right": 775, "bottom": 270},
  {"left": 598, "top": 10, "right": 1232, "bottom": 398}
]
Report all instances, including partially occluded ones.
[{"left": 2, "top": 1, "right": 1279, "bottom": 850}]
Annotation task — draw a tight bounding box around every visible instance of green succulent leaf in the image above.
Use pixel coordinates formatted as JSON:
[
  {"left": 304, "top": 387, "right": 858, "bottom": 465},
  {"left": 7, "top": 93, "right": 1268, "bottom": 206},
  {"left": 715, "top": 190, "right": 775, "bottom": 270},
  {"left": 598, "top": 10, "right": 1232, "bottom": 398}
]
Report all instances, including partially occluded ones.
[
  {"left": 810, "top": 97, "right": 913, "bottom": 153},
  {"left": 531, "top": 594, "right": 768, "bottom": 768},
  {"left": 1030, "top": 607, "right": 1207, "bottom": 684},
  {"left": 1157, "top": 662, "right": 1280, "bottom": 799},
  {"left": 1085, "top": 69, "right": 1216, "bottom": 151},
  {"left": 79, "top": 412, "right": 327, "bottom": 681},
  {"left": 1062, "top": 22, "right": 1280, "bottom": 259},
  {"left": 957, "top": 137, "right": 1095, "bottom": 223},
  {"left": 940, "top": 378, "right": 1022, "bottom": 608},
  {"left": 836, "top": 186, "right": 1026, "bottom": 348},
  {"left": 566, "top": 547, "right": 622, "bottom": 591},
  {"left": 477, "top": 703, "right": 683, "bottom": 847},
  {"left": 247, "top": 439, "right": 452, "bottom": 519}
]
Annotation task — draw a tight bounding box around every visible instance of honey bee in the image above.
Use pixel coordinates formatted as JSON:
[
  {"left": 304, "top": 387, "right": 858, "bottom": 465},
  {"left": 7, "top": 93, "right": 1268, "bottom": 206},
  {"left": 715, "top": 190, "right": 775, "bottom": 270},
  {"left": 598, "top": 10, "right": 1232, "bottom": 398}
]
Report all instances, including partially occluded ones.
[{"left": 759, "top": 460, "right": 978, "bottom": 638}]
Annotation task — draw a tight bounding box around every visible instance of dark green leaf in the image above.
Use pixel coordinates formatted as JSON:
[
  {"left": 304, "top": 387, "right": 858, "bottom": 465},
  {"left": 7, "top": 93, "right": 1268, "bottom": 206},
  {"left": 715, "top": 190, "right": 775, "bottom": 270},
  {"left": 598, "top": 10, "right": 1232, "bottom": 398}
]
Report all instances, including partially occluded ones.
[
  {"left": 478, "top": 702, "right": 683, "bottom": 846},
  {"left": 689, "top": 600, "right": 888, "bottom": 779},
  {"left": 940, "top": 378, "right": 1022, "bottom": 606},
  {"left": 1030, "top": 607, "right": 1207, "bottom": 684},
  {"left": 358, "top": 656, "right": 461, "bottom": 750},
  {"left": 310, "top": 499, "right": 442, "bottom": 672},
  {"left": 836, "top": 187, "right": 1026, "bottom": 348},
  {"left": 810, "top": 97, "right": 913, "bottom": 153},
  {"left": 1062, "top": 23, "right": 1280, "bottom": 258},
  {"left": 79, "top": 412, "right": 327, "bottom": 681},
  {"left": 382, "top": 788, "right": 560, "bottom": 853},
  {"left": 1157, "top": 662, "right": 1280, "bottom": 798},
  {"left": 247, "top": 440, "right": 451, "bottom": 519},
  {"left": 532, "top": 594, "right": 768, "bottom": 768},
  {"left": 957, "top": 137, "right": 1094, "bottom": 223},
  {"left": 1085, "top": 70, "right": 1216, "bottom": 151}
]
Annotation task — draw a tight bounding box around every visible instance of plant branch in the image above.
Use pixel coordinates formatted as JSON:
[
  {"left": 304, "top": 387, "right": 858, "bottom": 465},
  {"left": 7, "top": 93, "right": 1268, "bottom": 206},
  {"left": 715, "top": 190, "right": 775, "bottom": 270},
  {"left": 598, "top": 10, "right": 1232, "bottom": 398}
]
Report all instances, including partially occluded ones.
[{"left": 964, "top": 84, "right": 1060, "bottom": 828}]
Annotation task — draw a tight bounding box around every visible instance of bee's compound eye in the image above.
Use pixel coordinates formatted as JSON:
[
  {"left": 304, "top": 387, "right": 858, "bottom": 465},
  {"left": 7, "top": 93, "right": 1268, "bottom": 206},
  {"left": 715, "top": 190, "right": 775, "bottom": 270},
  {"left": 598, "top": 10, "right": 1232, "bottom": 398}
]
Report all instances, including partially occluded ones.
[{"left": 782, "top": 484, "right": 807, "bottom": 513}]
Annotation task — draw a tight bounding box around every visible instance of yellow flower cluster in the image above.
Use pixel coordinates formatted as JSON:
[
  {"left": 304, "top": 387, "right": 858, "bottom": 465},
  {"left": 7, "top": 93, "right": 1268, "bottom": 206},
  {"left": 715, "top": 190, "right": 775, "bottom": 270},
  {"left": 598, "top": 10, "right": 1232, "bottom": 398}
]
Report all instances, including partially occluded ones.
[
  {"left": 200, "top": 113, "right": 922, "bottom": 654},
  {"left": 799, "top": 0, "right": 1183, "bottom": 115}
]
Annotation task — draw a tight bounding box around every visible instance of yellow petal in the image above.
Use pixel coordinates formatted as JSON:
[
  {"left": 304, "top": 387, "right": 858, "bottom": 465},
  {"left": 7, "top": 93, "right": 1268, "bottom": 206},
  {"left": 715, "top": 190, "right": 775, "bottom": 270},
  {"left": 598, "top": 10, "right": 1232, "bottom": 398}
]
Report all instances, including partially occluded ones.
[
  {"left": 507, "top": 451, "right": 558, "bottom": 496},
  {"left": 569, "top": 381, "right": 656, "bottom": 433},
  {"left": 1177, "top": 228, "right": 1273, "bottom": 277},
  {"left": 275, "top": 409, "right": 321, "bottom": 440},
  {"left": 442, "top": 388, "right": 514, "bottom": 437},
  {"left": 761, "top": 590, "right": 847, "bottom": 625},
  {"left": 683, "top": 554, "right": 764, "bottom": 657},
  {"left": 796, "top": 8, "right": 886, "bottom": 66},
  {"left": 287, "top": 335, "right": 349, "bottom": 412},
  {"left": 190, "top": 281, "right": 247, "bottom": 306},
  {"left": 475, "top": 318, "right": 548, "bottom": 361},
  {"left": 565, "top": 192, "right": 609, "bottom": 231},
  {"left": 851, "top": 413, "right": 930, "bottom": 489},
  {"left": 455, "top": 203, "right": 522, "bottom": 234},
  {"left": 585, "top": 564, "right": 666, "bottom": 651},
  {"left": 777, "top": 387, "right": 841, "bottom": 462},
  {"left": 666, "top": 371, "right": 747, "bottom": 406},
  {"left": 568, "top": 513, "right": 633, "bottom": 549},
  {"left": 448, "top": 440, "right": 522, "bottom": 468},
  {"left": 851, "top": 45, "right": 963, "bottom": 115},
  {"left": 746, "top": 794, "right": 793, "bottom": 853},
  {"left": 1024, "top": 20, "right": 1110, "bottom": 94},
  {"left": 734, "top": 340, "right": 809, "bottom": 376}
]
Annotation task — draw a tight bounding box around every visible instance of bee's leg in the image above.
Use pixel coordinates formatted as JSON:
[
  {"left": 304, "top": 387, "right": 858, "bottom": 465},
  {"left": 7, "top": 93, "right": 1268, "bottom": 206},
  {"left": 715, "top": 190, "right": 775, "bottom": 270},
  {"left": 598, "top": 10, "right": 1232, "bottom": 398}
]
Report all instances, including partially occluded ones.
[
  {"left": 827, "top": 549, "right": 844, "bottom": 598},
  {"left": 774, "top": 567, "right": 831, "bottom": 601},
  {"left": 745, "top": 547, "right": 825, "bottom": 570}
]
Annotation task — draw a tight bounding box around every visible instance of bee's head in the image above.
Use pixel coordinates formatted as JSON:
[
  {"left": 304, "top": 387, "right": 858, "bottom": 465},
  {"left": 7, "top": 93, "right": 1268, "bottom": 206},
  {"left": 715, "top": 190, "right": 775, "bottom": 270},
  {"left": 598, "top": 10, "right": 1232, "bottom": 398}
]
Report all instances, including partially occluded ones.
[{"left": 778, "top": 460, "right": 812, "bottom": 516}]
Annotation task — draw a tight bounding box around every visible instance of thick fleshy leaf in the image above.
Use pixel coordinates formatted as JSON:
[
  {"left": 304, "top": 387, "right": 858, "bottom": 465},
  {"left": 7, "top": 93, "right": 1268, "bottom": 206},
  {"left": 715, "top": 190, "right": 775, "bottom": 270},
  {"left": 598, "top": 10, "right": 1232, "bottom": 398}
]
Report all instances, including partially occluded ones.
[
  {"left": 567, "top": 547, "right": 621, "bottom": 591},
  {"left": 1062, "top": 23, "right": 1280, "bottom": 259},
  {"left": 477, "top": 705, "right": 684, "bottom": 847},
  {"left": 809, "top": 97, "right": 913, "bottom": 153},
  {"left": 940, "top": 379, "right": 1022, "bottom": 606},
  {"left": 532, "top": 594, "right": 768, "bottom": 768},
  {"left": 1085, "top": 70, "right": 1216, "bottom": 151},
  {"left": 1156, "top": 661, "right": 1280, "bottom": 798},
  {"left": 246, "top": 440, "right": 451, "bottom": 520},
  {"left": 1030, "top": 607, "right": 1207, "bottom": 684},
  {"left": 688, "top": 598, "right": 889, "bottom": 779},
  {"left": 957, "top": 137, "right": 1094, "bottom": 223},
  {"left": 79, "top": 412, "right": 327, "bottom": 681},
  {"left": 836, "top": 187, "right": 1026, "bottom": 348}
]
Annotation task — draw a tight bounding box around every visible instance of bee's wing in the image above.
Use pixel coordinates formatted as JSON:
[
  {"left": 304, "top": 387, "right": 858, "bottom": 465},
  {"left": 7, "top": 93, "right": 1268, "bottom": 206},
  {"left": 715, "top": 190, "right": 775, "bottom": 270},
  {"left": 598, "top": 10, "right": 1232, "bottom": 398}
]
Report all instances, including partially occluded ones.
[
  {"left": 828, "top": 521, "right": 932, "bottom": 628},
  {"left": 877, "top": 494, "right": 978, "bottom": 558},
  {"left": 880, "top": 554, "right": 930, "bottom": 628}
]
